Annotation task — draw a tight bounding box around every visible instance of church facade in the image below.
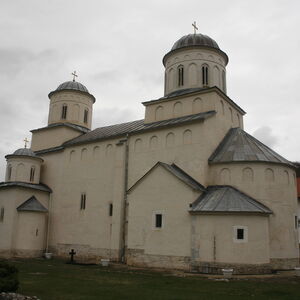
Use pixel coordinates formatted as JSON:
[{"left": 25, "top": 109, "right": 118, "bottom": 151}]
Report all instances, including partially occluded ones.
[{"left": 0, "top": 32, "right": 299, "bottom": 274}]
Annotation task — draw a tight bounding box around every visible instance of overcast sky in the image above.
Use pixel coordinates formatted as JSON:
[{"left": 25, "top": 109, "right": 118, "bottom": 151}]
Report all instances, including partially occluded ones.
[{"left": 0, "top": 0, "right": 299, "bottom": 179}]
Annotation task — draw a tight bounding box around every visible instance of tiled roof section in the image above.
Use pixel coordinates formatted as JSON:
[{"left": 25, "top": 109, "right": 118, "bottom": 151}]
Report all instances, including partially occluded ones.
[
  {"left": 17, "top": 196, "right": 48, "bottom": 212},
  {"left": 64, "top": 111, "right": 216, "bottom": 147},
  {"left": 0, "top": 182, "right": 52, "bottom": 193},
  {"left": 159, "top": 162, "right": 206, "bottom": 191},
  {"left": 209, "top": 128, "right": 293, "bottom": 166},
  {"left": 190, "top": 186, "right": 272, "bottom": 214},
  {"left": 128, "top": 162, "right": 205, "bottom": 193},
  {"left": 31, "top": 122, "right": 90, "bottom": 133}
]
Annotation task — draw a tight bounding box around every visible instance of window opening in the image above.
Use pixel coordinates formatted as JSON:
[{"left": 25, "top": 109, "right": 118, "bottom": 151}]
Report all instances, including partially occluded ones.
[
  {"left": 155, "top": 214, "right": 162, "bottom": 228},
  {"left": 61, "top": 105, "right": 68, "bottom": 119},
  {"left": 80, "top": 193, "right": 86, "bottom": 210},
  {"left": 178, "top": 66, "right": 184, "bottom": 86},
  {"left": 84, "top": 109, "right": 88, "bottom": 124},
  {"left": 109, "top": 203, "right": 113, "bottom": 216},
  {"left": 0, "top": 207, "right": 4, "bottom": 222},
  {"left": 237, "top": 228, "right": 244, "bottom": 240},
  {"left": 7, "top": 165, "right": 12, "bottom": 181},
  {"left": 30, "top": 167, "right": 35, "bottom": 182},
  {"left": 202, "top": 65, "right": 209, "bottom": 86}
]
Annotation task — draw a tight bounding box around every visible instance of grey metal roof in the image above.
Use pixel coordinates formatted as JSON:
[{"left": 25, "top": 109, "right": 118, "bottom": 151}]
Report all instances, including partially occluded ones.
[
  {"left": 5, "top": 148, "right": 44, "bottom": 162},
  {"left": 142, "top": 86, "right": 246, "bottom": 115},
  {"left": 209, "top": 128, "right": 293, "bottom": 167},
  {"left": 0, "top": 181, "right": 52, "bottom": 193},
  {"left": 17, "top": 196, "right": 48, "bottom": 213},
  {"left": 163, "top": 33, "right": 228, "bottom": 65},
  {"left": 48, "top": 81, "right": 96, "bottom": 102},
  {"left": 190, "top": 185, "right": 272, "bottom": 214},
  {"left": 31, "top": 122, "right": 90, "bottom": 134},
  {"left": 128, "top": 162, "right": 205, "bottom": 193},
  {"left": 63, "top": 111, "right": 216, "bottom": 147}
]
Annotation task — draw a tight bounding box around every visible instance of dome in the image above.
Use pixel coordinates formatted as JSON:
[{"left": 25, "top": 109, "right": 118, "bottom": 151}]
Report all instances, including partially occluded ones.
[
  {"left": 171, "top": 34, "right": 220, "bottom": 51},
  {"left": 13, "top": 148, "right": 37, "bottom": 157},
  {"left": 163, "top": 33, "right": 228, "bottom": 66},
  {"left": 56, "top": 81, "right": 89, "bottom": 93},
  {"left": 48, "top": 80, "right": 96, "bottom": 102}
]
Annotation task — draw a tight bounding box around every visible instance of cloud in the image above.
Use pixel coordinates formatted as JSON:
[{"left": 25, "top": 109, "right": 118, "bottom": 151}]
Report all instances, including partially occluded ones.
[{"left": 252, "top": 126, "right": 278, "bottom": 148}]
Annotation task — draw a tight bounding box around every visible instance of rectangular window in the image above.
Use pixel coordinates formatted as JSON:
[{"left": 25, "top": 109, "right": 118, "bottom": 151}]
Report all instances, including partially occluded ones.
[
  {"left": 237, "top": 228, "right": 244, "bottom": 240},
  {"left": 0, "top": 207, "right": 4, "bottom": 222},
  {"left": 295, "top": 216, "right": 298, "bottom": 229},
  {"left": 109, "top": 203, "right": 113, "bottom": 216},
  {"left": 155, "top": 214, "right": 162, "bottom": 228},
  {"left": 80, "top": 193, "right": 86, "bottom": 210},
  {"left": 84, "top": 109, "right": 88, "bottom": 124},
  {"left": 30, "top": 167, "right": 35, "bottom": 182},
  {"left": 61, "top": 105, "right": 67, "bottom": 119}
]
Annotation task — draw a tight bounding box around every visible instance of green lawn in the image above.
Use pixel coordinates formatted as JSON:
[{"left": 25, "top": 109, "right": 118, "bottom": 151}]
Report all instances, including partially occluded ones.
[{"left": 8, "top": 259, "right": 300, "bottom": 300}]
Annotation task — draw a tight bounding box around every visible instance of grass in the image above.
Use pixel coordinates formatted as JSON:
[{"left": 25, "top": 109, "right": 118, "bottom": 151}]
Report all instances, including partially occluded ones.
[{"left": 7, "top": 259, "right": 300, "bottom": 300}]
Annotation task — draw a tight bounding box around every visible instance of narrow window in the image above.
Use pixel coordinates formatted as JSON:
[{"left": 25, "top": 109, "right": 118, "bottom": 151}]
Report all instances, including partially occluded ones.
[
  {"left": 7, "top": 165, "right": 12, "bottom": 181},
  {"left": 0, "top": 207, "right": 4, "bottom": 222},
  {"left": 155, "top": 214, "right": 162, "bottom": 228},
  {"left": 61, "top": 105, "right": 68, "bottom": 119},
  {"left": 237, "top": 228, "right": 244, "bottom": 240},
  {"left": 177, "top": 65, "right": 184, "bottom": 86},
  {"left": 109, "top": 203, "right": 113, "bottom": 216},
  {"left": 295, "top": 216, "right": 298, "bottom": 229},
  {"left": 202, "top": 65, "right": 209, "bottom": 86},
  {"left": 80, "top": 193, "right": 86, "bottom": 210},
  {"left": 84, "top": 109, "right": 88, "bottom": 124},
  {"left": 30, "top": 167, "right": 35, "bottom": 182}
]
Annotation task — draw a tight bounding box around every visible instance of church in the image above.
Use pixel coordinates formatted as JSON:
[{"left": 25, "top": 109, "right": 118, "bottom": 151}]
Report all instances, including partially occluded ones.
[{"left": 0, "top": 29, "right": 299, "bottom": 274}]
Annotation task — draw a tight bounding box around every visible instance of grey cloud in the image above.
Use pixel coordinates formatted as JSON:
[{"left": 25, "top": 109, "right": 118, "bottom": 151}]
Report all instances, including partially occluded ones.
[{"left": 252, "top": 126, "right": 278, "bottom": 148}]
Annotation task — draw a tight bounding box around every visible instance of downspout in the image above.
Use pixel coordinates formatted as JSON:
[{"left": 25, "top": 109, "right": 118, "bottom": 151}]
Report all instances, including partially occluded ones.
[
  {"left": 45, "top": 193, "right": 52, "bottom": 254},
  {"left": 121, "top": 133, "right": 129, "bottom": 262}
]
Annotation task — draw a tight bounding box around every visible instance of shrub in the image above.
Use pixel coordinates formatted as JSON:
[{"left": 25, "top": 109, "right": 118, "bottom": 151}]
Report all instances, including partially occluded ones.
[{"left": 0, "top": 261, "right": 19, "bottom": 292}]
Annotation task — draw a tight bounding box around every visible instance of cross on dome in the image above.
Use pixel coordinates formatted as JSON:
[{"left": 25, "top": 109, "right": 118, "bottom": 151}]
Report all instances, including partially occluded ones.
[
  {"left": 71, "top": 71, "right": 78, "bottom": 82},
  {"left": 23, "top": 138, "right": 29, "bottom": 148},
  {"left": 192, "top": 21, "right": 198, "bottom": 34}
]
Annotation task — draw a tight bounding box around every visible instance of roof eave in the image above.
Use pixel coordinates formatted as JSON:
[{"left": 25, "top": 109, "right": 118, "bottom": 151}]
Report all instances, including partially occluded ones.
[{"left": 48, "top": 89, "right": 96, "bottom": 103}]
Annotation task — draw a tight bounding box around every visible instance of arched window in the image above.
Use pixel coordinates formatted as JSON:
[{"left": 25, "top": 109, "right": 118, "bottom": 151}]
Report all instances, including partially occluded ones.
[
  {"left": 30, "top": 166, "right": 35, "bottom": 182},
  {"left": 166, "top": 132, "right": 175, "bottom": 148},
  {"left": 149, "top": 136, "right": 158, "bottom": 150},
  {"left": 177, "top": 65, "right": 184, "bottom": 86},
  {"left": 134, "top": 139, "right": 143, "bottom": 153},
  {"left": 222, "top": 70, "right": 226, "bottom": 92},
  {"left": 155, "top": 106, "right": 164, "bottom": 121},
  {"left": 84, "top": 109, "right": 89, "bottom": 124},
  {"left": 202, "top": 65, "right": 209, "bottom": 86},
  {"left": 173, "top": 101, "right": 182, "bottom": 117},
  {"left": 0, "top": 207, "right": 4, "bottom": 222},
  {"left": 183, "top": 129, "right": 192, "bottom": 145},
  {"left": 61, "top": 104, "right": 68, "bottom": 119},
  {"left": 6, "top": 164, "right": 12, "bottom": 181}
]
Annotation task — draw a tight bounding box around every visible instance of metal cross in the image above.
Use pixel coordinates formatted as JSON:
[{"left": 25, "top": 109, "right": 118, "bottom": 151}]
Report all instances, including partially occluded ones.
[
  {"left": 192, "top": 21, "right": 198, "bottom": 34},
  {"left": 71, "top": 71, "right": 78, "bottom": 82},
  {"left": 24, "top": 138, "right": 29, "bottom": 148},
  {"left": 69, "top": 249, "right": 76, "bottom": 263}
]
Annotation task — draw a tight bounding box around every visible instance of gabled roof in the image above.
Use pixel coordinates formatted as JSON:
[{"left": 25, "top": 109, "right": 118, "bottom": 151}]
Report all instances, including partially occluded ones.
[
  {"left": 17, "top": 196, "right": 48, "bottom": 213},
  {"left": 190, "top": 185, "right": 272, "bottom": 214},
  {"left": 209, "top": 128, "right": 293, "bottom": 167},
  {"left": 128, "top": 162, "right": 206, "bottom": 193},
  {"left": 31, "top": 122, "right": 90, "bottom": 134},
  {"left": 63, "top": 111, "right": 215, "bottom": 147},
  {"left": 0, "top": 182, "right": 52, "bottom": 193}
]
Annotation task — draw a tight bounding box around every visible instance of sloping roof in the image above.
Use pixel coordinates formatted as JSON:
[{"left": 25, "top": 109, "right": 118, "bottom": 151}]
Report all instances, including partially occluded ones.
[
  {"left": 128, "top": 162, "right": 205, "bottom": 193},
  {"left": 209, "top": 128, "right": 293, "bottom": 167},
  {"left": 63, "top": 111, "right": 215, "bottom": 147},
  {"left": 17, "top": 196, "right": 48, "bottom": 212},
  {"left": 190, "top": 186, "right": 272, "bottom": 214},
  {"left": 0, "top": 182, "right": 52, "bottom": 193},
  {"left": 31, "top": 122, "right": 90, "bottom": 134}
]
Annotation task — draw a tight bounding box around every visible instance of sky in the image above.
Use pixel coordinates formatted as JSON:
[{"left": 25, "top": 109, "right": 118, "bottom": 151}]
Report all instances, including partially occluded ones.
[{"left": 0, "top": 0, "right": 299, "bottom": 179}]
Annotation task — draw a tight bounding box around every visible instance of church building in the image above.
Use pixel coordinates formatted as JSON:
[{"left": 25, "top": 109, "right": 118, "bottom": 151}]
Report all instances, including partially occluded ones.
[{"left": 0, "top": 30, "right": 299, "bottom": 274}]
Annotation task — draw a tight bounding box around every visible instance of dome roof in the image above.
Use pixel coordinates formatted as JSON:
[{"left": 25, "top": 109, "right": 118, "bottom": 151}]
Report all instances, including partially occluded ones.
[
  {"left": 13, "top": 148, "right": 37, "bottom": 157},
  {"left": 48, "top": 80, "right": 96, "bottom": 102},
  {"left": 56, "top": 81, "right": 89, "bottom": 93},
  {"left": 163, "top": 33, "right": 228, "bottom": 66},
  {"left": 171, "top": 34, "right": 220, "bottom": 51}
]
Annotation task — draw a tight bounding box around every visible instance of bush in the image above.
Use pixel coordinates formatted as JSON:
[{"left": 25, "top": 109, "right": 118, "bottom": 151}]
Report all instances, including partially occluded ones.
[{"left": 0, "top": 261, "right": 19, "bottom": 292}]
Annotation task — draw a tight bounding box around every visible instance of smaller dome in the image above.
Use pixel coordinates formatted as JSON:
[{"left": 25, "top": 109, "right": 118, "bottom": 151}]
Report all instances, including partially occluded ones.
[
  {"left": 56, "top": 81, "right": 89, "bottom": 93},
  {"left": 13, "top": 148, "right": 37, "bottom": 157}
]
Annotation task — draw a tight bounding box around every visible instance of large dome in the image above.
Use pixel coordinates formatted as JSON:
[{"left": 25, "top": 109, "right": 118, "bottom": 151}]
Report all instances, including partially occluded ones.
[
  {"left": 171, "top": 33, "right": 220, "bottom": 51},
  {"left": 163, "top": 33, "right": 228, "bottom": 65}
]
